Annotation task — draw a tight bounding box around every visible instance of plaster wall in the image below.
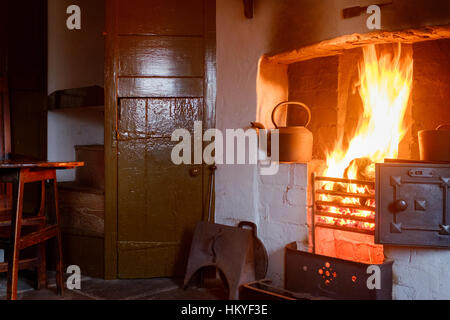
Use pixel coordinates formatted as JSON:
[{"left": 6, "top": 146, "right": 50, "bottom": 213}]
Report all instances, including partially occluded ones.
[
  {"left": 216, "top": 0, "right": 307, "bottom": 285},
  {"left": 47, "top": 0, "right": 104, "bottom": 95},
  {"left": 47, "top": 0, "right": 105, "bottom": 181},
  {"left": 48, "top": 109, "right": 104, "bottom": 181}
]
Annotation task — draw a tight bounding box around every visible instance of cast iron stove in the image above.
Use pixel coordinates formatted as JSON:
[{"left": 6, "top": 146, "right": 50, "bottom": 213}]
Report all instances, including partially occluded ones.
[{"left": 376, "top": 160, "right": 450, "bottom": 248}]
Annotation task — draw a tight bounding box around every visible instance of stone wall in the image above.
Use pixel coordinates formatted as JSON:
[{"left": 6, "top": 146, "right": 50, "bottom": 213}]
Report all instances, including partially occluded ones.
[
  {"left": 288, "top": 56, "right": 339, "bottom": 160},
  {"left": 410, "top": 39, "right": 450, "bottom": 159},
  {"left": 257, "top": 164, "right": 309, "bottom": 284}
]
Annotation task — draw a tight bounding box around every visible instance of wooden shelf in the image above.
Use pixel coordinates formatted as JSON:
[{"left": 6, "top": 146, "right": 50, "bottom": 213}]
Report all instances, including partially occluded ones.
[
  {"left": 53, "top": 105, "right": 104, "bottom": 112},
  {"left": 47, "top": 85, "right": 104, "bottom": 111}
]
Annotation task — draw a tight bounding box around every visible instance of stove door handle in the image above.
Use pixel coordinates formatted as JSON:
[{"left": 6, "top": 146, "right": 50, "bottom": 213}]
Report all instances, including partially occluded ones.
[{"left": 394, "top": 199, "right": 408, "bottom": 212}]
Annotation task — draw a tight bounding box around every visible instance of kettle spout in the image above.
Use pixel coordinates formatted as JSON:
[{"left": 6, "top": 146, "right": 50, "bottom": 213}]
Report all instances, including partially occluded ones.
[{"left": 251, "top": 122, "right": 266, "bottom": 130}]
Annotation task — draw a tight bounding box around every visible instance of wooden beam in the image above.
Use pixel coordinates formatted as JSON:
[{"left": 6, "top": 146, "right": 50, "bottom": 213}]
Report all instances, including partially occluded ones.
[{"left": 266, "top": 25, "right": 450, "bottom": 65}]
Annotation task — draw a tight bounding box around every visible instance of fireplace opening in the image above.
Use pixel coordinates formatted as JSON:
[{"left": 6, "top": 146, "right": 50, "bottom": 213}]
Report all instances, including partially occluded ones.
[
  {"left": 256, "top": 29, "right": 450, "bottom": 268},
  {"left": 310, "top": 43, "right": 413, "bottom": 264},
  {"left": 304, "top": 43, "right": 413, "bottom": 266}
]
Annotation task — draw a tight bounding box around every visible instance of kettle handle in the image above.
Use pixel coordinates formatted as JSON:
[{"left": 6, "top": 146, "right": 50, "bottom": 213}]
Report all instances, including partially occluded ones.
[
  {"left": 271, "top": 101, "right": 312, "bottom": 129},
  {"left": 436, "top": 124, "right": 450, "bottom": 131}
]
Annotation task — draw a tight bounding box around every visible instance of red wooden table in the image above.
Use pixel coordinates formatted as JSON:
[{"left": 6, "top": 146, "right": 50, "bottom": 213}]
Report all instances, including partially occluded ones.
[{"left": 0, "top": 161, "right": 83, "bottom": 300}]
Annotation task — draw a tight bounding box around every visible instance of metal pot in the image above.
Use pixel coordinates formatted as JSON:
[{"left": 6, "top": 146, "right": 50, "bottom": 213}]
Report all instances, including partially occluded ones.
[
  {"left": 271, "top": 101, "right": 313, "bottom": 163},
  {"left": 418, "top": 124, "right": 450, "bottom": 162}
]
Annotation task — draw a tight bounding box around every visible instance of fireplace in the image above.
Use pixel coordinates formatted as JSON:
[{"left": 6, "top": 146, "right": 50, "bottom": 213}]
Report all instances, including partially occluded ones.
[{"left": 253, "top": 24, "right": 450, "bottom": 299}]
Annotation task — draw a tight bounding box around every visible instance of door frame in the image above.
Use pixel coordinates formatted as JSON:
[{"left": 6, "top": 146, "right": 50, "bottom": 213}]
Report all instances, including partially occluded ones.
[{"left": 104, "top": 0, "right": 216, "bottom": 279}]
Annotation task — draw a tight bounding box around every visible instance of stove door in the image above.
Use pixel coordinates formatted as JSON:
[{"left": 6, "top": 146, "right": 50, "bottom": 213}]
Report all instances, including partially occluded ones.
[{"left": 376, "top": 163, "right": 450, "bottom": 248}]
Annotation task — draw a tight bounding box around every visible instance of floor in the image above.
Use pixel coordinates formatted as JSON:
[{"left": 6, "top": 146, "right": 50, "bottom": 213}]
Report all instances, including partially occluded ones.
[{"left": 0, "top": 272, "right": 228, "bottom": 300}]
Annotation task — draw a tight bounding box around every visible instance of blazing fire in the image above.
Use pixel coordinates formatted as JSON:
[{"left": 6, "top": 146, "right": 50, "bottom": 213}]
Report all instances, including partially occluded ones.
[{"left": 318, "top": 44, "right": 413, "bottom": 231}]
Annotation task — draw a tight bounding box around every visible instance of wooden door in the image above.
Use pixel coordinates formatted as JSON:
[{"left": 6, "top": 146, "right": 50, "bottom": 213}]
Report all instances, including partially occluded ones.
[{"left": 105, "top": 0, "right": 216, "bottom": 279}]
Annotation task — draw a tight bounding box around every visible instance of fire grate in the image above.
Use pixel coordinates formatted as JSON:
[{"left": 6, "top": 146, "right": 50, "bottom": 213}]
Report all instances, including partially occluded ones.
[
  {"left": 312, "top": 174, "right": 376, "bottom": 252},
  {"left": 285, "top": 174, "right": 394, "bottom": 300}
]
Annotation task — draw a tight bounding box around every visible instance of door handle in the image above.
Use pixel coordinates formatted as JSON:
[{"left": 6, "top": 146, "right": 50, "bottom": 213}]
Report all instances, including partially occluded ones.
[{"left": 393, "top": 199, "right": 408, "bottom": 212}]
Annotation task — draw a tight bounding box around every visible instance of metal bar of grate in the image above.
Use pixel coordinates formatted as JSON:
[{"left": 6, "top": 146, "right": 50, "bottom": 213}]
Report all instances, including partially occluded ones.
[
  {"left": 315, "top": 189, "right": 375, "bottom": 200},
  {"left": 314, "top": 222, "right": 375, "bottom": 236},
  {"left": 311, "top": 174, "right": 377, "bottom": 253},
  {"left": 314, "top": 176, "right": 375, "bottom": 187},
  {"left": 316, "top": 200, "right": 375, "bottom": 212},
  {"left": 315, "top": 210, "right": 375, "bottom": 223}
]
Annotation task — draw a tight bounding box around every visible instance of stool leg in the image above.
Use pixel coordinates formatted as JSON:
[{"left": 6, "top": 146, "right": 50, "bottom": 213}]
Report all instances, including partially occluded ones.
[
  {"left": 6, "top": 176, "right": 24, "bottom": 300},
  {"left": 37, "top": 180, "right": 47, "bottom": 290},
  {"left": 52, "top": 176, "right": 64, "bottom": 296}
]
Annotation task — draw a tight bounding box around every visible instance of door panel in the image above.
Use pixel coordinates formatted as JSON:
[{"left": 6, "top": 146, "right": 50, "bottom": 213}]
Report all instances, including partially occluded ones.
[
  {"left": 146, "top": 98, "right": 203, "bottom": 137},
  {"left": 119, "top": 98, "right": 203, "bottom": 138},
  {"left": 117, "top": 77, "right": 203, "bottom": 98},
  {"left": 118, "top": 138, "right": 203, "bottom": 242},
  {"left": 118, "top": 99, "right": 147, "bottom": 139},
  {"left": 116, "top": 0, "right": 204, "bottom": 35},
  {"left": 118, "top": 36, "right": 204, "bottom": 77},
  {"left": 117, "top": 98, "right": 203, "bottom": 278}
]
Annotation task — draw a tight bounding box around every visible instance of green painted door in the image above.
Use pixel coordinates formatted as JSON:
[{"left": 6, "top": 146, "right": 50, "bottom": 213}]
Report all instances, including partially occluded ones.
[
  {"left": 107, "top": 0, "right": 216, "bottom": 278},
  {"left": 117, "top": 98, "right": 204, "bottom": 278}
]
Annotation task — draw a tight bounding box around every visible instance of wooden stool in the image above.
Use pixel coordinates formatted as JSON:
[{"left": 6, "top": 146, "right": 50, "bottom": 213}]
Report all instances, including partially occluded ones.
[{"left": 0, "top": 162, "right": 82, "bottom": 300}]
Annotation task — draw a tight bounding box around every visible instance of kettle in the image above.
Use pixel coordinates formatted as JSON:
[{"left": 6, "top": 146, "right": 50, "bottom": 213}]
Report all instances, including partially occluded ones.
[
  {"left": 272, "top": 101, "right": 313, "bottom": 163},
  {"left": 252, "top": 101, "right": 313, "bottom": 163}
]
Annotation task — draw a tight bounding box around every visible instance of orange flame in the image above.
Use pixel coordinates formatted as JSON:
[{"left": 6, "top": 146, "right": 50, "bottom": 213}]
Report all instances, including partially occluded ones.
[
  {"left": 319, "top": 44, "right": 413, "bottom": 231},
  {"left": 324, "top": 44, "right": 413, "bottom": 179}
]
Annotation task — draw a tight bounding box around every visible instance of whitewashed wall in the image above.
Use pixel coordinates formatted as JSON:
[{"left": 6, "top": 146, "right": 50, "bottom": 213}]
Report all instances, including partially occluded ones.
[
  {"left": 47, "top": 109, "right": 104, "bottom": 181},
  {"left": 385, "top": 247, "right": 450, "bottom": 300},
  {"left": 47, "top": 0, "right": 104, "bottom": 181},
  {"left": 215, "top": 0, "right": 310, "bottom": 286},
  {"left": 47, "top": 0, "right": 104, "bottom": 95}
]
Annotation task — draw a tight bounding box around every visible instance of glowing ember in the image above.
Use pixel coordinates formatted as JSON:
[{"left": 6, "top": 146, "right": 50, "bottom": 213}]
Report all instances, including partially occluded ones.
[{"left": 319, "top": 44, "right": 413, "bottom": 231}]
